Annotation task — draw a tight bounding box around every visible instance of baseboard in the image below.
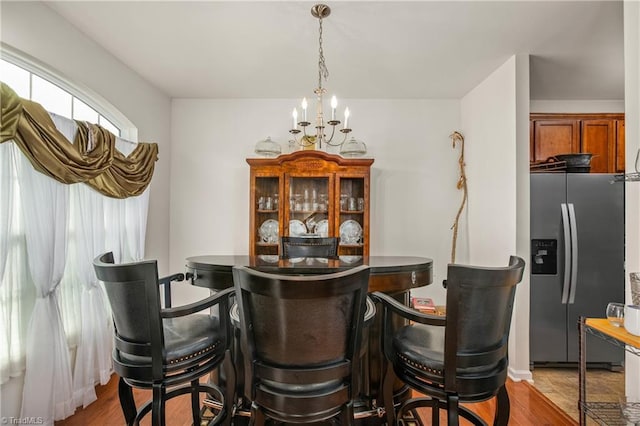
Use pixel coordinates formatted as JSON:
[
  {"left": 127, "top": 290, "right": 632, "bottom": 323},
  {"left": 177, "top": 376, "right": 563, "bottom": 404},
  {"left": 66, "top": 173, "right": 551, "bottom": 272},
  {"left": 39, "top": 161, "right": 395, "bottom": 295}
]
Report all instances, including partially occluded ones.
[{"left": 508, "top": 366, "right": 533, "bottom": 382}]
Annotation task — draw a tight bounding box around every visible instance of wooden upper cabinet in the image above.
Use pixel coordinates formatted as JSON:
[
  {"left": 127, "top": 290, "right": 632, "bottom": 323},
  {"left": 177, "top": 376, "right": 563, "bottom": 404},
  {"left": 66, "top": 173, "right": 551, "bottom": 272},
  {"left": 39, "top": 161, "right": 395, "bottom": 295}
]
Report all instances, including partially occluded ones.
[
  {"left": 531, "top": 119, "right": 580, "bottom": 162},
  {"left": 581, "top": 119, "right": 616, "bottom": 173},
  {"left": 247, "top": 151, "right": 374, "bottom": 257},
  {"left": 616, "top": 120, "right": 625, "bottom": 173},
  {"left": 530, "top": 113, "right": 625, "bottom": 173}
]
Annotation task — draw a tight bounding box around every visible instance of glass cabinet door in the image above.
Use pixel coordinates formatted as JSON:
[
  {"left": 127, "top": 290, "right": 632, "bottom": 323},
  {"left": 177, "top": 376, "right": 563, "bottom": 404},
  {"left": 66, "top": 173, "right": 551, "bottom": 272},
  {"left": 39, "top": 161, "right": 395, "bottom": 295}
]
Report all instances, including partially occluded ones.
[
  {"left": 337, "top": 176, "right": 366, "bottom": 256},
  {"left": 286, "top": 176, "right": 331, "bottom": 238},
  {"left": 254, "top": 176, "right": 280, "bottom": 256}
]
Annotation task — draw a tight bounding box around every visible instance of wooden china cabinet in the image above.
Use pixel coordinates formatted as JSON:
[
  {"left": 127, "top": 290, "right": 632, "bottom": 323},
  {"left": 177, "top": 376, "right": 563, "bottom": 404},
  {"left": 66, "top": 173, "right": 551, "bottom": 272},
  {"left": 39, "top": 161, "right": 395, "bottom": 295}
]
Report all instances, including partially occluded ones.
[{"left": 247, "top": 151, "right": 374, "bottom": 257}]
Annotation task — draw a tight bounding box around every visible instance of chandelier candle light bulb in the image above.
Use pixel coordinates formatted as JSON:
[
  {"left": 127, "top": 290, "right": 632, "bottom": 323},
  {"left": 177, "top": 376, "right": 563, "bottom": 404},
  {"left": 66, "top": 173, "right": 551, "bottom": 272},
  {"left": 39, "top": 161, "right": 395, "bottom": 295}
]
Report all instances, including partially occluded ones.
[
  {"left": 344, "top": 107, "right": 350, "bottom": 129},
  {"left": 301, "top": 98, "right": 308, "bottom": 122},
  {"left": 331, "top": 95, "right": 337, "bottom": 120},
  {"left": 292, "top": 108, "right": 298, "bottom": 129}
]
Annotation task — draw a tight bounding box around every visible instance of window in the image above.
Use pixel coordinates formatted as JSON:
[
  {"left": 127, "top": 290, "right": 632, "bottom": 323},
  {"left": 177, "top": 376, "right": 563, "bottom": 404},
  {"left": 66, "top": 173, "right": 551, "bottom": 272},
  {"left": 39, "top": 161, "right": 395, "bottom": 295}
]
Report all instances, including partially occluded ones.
[
  {"left": 0, "top": 49, "right": 144, "bottom": 400},
  {"left": 1, "top": 60, "right": 29, "bottom": 98},
  {"left": 1, "top": 59, "right": 121, "bottom": 137}
]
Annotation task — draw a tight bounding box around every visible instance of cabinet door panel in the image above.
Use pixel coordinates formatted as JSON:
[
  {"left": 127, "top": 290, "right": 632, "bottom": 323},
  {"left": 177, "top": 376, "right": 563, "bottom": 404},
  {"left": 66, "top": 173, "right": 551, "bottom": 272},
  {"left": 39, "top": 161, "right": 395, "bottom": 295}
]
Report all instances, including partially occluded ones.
[
  {"left": 252, "top": 176, "right": 281, "bottom": 256},
  {"left": 616, "top": 120, "right": 625, "bottom": 173},
  {"left": 287, "top": 175, "right": 332, "bottom": 237},
  {"left": 581, "top": 119, "right": 615, "bottom": 173},
  {"left": 532, "top": 120, "right": 579, "bottom": 162},
  {"left": 336, "top": 176, "right": 368, "bottom": 256}
]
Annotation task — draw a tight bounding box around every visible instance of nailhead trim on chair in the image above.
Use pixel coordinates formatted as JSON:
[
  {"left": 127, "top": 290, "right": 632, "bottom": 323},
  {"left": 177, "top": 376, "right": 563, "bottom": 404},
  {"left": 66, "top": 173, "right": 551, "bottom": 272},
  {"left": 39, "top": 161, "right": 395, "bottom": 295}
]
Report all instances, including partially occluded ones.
[
  {"left": 397, "top": 352, "right": 443, "bottom": 375},
  {"left": 168, "top": 340, "right": 221, "bottom": 364}
]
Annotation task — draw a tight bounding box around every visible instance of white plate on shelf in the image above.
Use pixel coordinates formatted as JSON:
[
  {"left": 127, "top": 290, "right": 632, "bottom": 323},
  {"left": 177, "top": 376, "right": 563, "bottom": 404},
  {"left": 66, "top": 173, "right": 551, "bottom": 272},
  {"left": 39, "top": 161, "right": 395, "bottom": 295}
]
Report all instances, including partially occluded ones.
[
  {"left": 289, "top": 219, "right": 307, "bottom": 237},
  {"left": 340, "top": 220, "right": 363, "bottom": 245},
  {"left": 315, "top": 219, "right": 329, "bottom": 238},
  {"left": 340, "top": 255, "right": 363, "bottom": 264},
  {"left": 258, "top": 219, "right": 279, "bottom": 243},
  {"left": 257, "top": 255, "right": 279, "bottom": 263}
]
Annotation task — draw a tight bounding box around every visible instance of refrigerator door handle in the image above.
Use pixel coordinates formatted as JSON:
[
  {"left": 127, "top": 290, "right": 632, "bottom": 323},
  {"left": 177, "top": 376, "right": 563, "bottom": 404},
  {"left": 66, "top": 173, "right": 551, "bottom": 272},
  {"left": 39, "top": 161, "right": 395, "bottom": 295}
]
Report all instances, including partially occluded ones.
[
  {"left": 568, "top": 203, "right": 579, "bottom": 304},
  {"left": 561, "top": 203, "right": 572, "bottom": 304}
]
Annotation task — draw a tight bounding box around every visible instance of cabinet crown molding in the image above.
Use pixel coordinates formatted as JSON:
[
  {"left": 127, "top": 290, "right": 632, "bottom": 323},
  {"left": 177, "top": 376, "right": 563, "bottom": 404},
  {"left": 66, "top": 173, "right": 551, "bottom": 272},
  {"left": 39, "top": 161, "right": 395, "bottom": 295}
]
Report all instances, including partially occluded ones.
[
  {"left": 247, "top": 150, "right": 374, "bottom": 167},
  {"left": 531, "top": 113, "right": 625, "bottom": 120}
]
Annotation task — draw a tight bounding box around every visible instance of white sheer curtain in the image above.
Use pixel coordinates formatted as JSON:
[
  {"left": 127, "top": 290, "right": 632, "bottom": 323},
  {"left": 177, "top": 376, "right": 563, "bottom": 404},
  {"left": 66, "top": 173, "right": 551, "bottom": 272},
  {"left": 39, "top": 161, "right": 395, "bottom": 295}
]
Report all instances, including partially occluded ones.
[
  {"left": 47, "top": 117, "right": 113, "bottom": 408},
  {"left": 44, "top": 116, "right": 113, "bottom": 409},
  {"left": 105, "top": 137, "right": 149, "bottom": 263},
  {"left": 120, "top": 137, "right": 148, "bottom": 262},
  {"left": 69, "top": 183, "right": 112, "bottom": 408},
  {"left": 0, "top": 143, "right": 12, "bottom": 285},
  {"left": 16, "top": 146, "right": 75, "bottom": 421},
  {"left": 0, "top": 113, "right": 150, "bottom": 422},
  {"left": 0, "top": 148, "right": 31, "bottom": 384},
  {"left": 0, "top": 142, "right": 15, "bottom": 382}
]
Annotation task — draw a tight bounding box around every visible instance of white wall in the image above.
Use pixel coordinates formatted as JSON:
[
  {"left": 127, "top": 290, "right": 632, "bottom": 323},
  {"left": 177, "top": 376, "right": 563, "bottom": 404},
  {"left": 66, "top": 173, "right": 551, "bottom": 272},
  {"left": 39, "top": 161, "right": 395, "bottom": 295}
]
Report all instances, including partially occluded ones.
[
  {"left": 461, "top": 57, "right": 518, "bottom": 265},
  {"left": 0, "top": 2, "right": 171, "bottom": 272},
  {"left": 513, "top": 54, "right": 533, "bottom": 382},
  {"left": 624, "top": 0, "right": 640, "bottom": 400},
  {"left": 170, "top": 98, "right": 461, "bottom": 306},
  {"left": 0, "top": 2, "right": 171, "bottom": 418},
  {"left": 459, "top": 55, "right": 532, "bottom": 381},
  {"left": 531, "top": 99, "right": 625, "bottom": 113}
]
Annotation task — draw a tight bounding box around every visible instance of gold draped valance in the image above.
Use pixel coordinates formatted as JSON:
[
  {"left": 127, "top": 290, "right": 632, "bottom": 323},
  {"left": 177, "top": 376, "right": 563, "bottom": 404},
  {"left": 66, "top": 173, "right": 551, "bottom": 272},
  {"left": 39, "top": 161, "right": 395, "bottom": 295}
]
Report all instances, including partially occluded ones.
[{"left": 0, "top": 82, "right": 158, "bottom": 198}]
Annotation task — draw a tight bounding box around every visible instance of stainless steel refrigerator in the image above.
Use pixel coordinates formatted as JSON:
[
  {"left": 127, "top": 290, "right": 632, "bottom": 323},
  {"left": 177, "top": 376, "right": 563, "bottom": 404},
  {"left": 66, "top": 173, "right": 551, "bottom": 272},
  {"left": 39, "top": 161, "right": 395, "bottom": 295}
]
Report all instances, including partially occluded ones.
[{"left": 530, "top": 173, "right": 624, "bottom": 366}]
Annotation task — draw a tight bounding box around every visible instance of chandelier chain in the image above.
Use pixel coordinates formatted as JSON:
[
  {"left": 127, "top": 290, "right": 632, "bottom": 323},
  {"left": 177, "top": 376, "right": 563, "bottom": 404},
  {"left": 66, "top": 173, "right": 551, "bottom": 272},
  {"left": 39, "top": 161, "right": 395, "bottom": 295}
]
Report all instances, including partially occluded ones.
[{"left": 318, "top": 16, "right": 329, "bottom": 90}]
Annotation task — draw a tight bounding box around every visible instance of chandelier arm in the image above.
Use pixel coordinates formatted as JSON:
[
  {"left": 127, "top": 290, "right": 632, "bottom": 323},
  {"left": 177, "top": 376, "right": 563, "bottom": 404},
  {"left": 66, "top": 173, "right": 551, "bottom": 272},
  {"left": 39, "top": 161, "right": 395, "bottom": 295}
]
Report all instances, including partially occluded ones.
[
  {"left": 339, "top": 131, "right": 349, "bottom": 146},
  {"left": 325, "top": 123, "right": 337, "bottom": 145},
  {"left": 325, "top": 129, "right": 350, "bottom": 147}
]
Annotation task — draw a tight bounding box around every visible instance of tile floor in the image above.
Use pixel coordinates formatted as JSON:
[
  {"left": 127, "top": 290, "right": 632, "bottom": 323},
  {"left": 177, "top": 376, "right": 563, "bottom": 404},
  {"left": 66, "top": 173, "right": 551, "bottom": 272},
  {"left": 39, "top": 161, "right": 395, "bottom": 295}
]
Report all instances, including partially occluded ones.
[{"left": 531, "top": 367, "right": 625, "bottom": 423}]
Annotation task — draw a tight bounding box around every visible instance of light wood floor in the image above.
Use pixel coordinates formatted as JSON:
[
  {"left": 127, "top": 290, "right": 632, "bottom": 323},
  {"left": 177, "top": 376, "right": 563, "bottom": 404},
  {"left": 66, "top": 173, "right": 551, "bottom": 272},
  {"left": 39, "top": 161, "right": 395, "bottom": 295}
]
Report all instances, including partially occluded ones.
[{"left": 55, "top": 374, "right": 576, "bottom": 425}]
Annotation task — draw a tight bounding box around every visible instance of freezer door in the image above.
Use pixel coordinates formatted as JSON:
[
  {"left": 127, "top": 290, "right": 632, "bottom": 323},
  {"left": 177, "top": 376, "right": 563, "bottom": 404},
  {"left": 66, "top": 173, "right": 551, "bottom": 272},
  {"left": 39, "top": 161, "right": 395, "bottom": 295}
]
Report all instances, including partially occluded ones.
[
  {"left": 566, "top": 174, "right": 624, "bottom": 364},
  {"left": 530, "top": 173, "right": 570, "bottom": 363}
]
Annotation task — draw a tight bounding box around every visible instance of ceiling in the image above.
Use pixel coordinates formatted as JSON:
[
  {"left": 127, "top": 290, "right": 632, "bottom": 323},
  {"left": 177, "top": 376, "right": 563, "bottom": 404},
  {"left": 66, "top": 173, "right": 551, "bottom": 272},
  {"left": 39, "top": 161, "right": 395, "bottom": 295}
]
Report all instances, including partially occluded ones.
[{"left": 45, "top": 1, "right": 625, "bottom": 100}]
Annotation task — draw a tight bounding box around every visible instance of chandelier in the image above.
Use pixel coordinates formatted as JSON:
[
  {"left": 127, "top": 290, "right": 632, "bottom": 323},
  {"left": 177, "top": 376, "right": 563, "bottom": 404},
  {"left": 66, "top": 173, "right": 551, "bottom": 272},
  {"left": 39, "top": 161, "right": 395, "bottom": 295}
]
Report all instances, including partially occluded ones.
[{"left": 288, "top": 4, "right": 367, "bottom": 157}]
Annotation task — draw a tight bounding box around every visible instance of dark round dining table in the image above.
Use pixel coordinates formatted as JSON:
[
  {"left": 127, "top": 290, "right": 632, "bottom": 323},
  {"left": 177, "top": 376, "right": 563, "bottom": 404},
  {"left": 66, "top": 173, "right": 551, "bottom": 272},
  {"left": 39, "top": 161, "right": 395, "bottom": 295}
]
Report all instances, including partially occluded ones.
[
  {"left": 185, "top": 255, "right": 433, "bottom": 293},
  {"left": 184, "top": 255, "right": 433, "bottom": 421}
]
